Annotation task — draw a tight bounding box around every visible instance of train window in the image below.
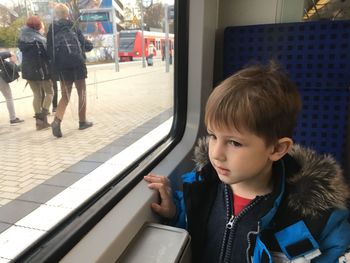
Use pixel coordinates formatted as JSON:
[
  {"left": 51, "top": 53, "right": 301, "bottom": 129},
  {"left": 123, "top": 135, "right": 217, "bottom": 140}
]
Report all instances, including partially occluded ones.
[
  {"left": 303, "top": 0, "right": 350, "bottom": 21},
  {"left": 0, "top": 0, "right": 182, "bottom": 261},
  {"left": 119, "top": 31, "right": 137, "bottom": 52}
]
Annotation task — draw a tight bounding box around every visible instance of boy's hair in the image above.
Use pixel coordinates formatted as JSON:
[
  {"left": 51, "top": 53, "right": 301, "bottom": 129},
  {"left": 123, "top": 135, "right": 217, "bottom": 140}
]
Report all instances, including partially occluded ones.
[
  {"left": 205, "top": 61, "right": 302, "bottom": 145},
  {"left": 54, "top": 3, "right": 69, "bottom": 20}
]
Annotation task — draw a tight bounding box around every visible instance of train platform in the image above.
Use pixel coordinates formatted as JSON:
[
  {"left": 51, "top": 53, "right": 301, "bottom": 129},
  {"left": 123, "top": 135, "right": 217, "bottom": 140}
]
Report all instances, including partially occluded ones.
[{"left": 0, "top": 60, "right": 173, "bottom": 219}]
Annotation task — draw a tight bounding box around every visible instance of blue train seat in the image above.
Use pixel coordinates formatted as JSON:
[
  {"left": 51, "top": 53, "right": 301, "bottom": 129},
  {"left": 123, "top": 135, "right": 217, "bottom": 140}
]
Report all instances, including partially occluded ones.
[{"left": 223, "top": 20, "right": 350, "bottom": 169}]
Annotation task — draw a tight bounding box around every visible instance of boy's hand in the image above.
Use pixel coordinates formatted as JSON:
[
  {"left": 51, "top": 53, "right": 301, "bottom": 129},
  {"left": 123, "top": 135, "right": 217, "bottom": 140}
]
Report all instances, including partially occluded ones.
[{"left": 144, "top": 173, "right": 176, "bottom": 220}]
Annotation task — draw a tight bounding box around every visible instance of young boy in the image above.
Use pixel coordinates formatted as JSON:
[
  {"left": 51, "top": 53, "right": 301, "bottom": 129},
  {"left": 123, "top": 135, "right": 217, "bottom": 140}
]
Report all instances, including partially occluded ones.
[{"left": 144, "top": 61, "right": 350, "bottom": 263}]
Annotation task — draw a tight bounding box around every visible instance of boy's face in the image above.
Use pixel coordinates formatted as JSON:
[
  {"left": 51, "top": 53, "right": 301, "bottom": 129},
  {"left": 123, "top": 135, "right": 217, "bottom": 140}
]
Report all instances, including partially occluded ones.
[{"left": 207, "top": 125, "right": 275, "bottom": 195}]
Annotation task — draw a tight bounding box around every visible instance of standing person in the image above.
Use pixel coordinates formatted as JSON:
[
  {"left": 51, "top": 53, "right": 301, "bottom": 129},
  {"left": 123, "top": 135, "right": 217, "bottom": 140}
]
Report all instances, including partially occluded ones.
[
  {"left": 47, "top": 3, "right": 93, "bottom": 138},
  {"left": 144, "top": 62, "right": 350, "bottom": 262},
  {"left": 18, "top": 16, "right": 53, "bottom": 130},
  {"left": 0, "top": 51, "right": 24, "bottom": 125},
  {"left": 146, "top": 43, "right": 156, "bottom": 66}
]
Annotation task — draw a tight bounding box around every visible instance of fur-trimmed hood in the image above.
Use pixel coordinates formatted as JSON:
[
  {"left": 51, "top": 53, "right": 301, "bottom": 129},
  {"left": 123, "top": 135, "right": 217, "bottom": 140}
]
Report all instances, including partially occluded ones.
[
  {"left": 19, "top": 25, "right": 47, "bottom": 48},
  {"left": 193, "top": 137, "right": 350, "bottom": 217}
]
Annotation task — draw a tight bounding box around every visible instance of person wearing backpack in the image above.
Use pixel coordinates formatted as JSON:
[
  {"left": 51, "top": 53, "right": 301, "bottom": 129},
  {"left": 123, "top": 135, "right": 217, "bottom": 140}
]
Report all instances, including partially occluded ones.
[
  {"left": 47, "top": 3, "right": 93, "bottom": 138},
  {"left": 0, "top": 51, "right": 24, "bottom": 125},
  {"left": 18, "top": 15, "right": 53, "bottom": 130}
]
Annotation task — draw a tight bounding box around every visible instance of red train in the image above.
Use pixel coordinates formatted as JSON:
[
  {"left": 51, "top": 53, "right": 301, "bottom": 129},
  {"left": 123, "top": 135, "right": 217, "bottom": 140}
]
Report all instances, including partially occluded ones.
[{"left": 118, "top": 30, "right": 174, "bottom": 62}]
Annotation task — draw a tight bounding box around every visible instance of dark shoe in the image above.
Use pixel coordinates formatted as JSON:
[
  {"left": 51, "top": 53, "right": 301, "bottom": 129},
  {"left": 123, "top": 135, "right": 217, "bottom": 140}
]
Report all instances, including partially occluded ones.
[
  {"left": 52, "top": 107, "right": 57, "bottom": 113},
  {"left": 10, "top": 118, "right": 24, "bottom": 124},
  {"left": 36, "top": 120, "right": 50, "bottom": 130},
  {"left": 51, "top": 118, "right": 62, "bottom": 138},
  {"left": 79, "top": 121, "right": 93, "bottom": 130}
]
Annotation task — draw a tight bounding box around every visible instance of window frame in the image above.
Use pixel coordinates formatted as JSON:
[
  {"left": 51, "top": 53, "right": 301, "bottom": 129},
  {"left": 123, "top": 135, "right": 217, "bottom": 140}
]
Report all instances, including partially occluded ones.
[{"left": 13, "top": 0, "right": 189, "bottom": 261}]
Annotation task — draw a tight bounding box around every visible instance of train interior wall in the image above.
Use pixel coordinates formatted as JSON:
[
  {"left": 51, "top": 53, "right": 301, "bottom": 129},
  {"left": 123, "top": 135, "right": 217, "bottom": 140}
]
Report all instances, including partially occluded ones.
[{"left": 61, "top": 0, "right": 350, "bottom": 262}]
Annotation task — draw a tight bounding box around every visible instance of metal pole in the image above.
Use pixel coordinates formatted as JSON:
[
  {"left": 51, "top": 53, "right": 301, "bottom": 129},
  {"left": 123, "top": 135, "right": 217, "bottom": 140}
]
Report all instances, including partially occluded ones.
[
  {"left": 112, "top": 8, "right": 119, "bottom": 72},
  {"left": 141, "top": 1, "right": 146, "bottom": 68},
  {"left": 164, "top": 3, "right": 169, "bottom": 73}
]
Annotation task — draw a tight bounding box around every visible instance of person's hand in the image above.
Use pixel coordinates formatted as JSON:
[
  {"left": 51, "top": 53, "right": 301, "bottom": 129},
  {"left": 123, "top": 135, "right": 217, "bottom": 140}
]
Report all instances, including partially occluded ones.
[
  {"left": 39, "top": 23, "right": 45, "bottom": 35},
  {"left": 144, "top": 173, "right": 176, "bottom": 219},
  {"left": 9, "top": 53, "right": 16, "bottom": 63}
]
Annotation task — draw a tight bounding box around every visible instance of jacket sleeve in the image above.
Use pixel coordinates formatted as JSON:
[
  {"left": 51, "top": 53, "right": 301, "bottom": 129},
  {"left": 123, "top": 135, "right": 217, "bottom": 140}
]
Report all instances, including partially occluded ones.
[
  {"left": 76, "top": 29, "right": 86, "bottom": 49},
  {"left": 17, "top": 40, "right": 32, "bottom": 53},
  {"left": 172, "top": 190, "right": 186, "bottom": 228},
  {"left": 170, "top": 171, "right": 199, "bottom": 229},
  {"left": 76, "top": 28, "right": 85, "bottom": 45},
  {"left": 0, "top": 51, "right": 11, "bottom": 60},
  {"left": 75, "top": 28, "right": 93, "bottom": 53},
  {"left": 37, "top": 41, "right": 50, "bottom": 61},
  {"left": 46, "top": 25, "right": 54, "bottom": 60},
  {"left": 314, "top": 209, "right": 350, "bottom": 263}
]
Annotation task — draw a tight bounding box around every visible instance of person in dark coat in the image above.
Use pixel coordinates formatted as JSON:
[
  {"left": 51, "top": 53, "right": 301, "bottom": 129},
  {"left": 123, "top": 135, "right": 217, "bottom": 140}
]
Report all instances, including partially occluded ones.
[
  {"left": 18, "top": 16, "right": 53, "bottom": 130},
  {"left": 47, "top": 3, "right": 93, "bottom": 138}
]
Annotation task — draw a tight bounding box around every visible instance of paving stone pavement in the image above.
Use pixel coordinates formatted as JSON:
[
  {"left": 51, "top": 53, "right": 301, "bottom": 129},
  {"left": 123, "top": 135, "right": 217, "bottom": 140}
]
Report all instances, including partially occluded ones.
[{"left": 0, "top": 61, "right": 174, "bottom": 207}]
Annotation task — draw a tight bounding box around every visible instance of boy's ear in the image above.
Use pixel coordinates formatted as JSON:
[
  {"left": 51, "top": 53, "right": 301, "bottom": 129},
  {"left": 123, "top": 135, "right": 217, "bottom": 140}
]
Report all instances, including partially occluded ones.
[{"left": 269, "top": 138, "right": 293, "bottom": 161}]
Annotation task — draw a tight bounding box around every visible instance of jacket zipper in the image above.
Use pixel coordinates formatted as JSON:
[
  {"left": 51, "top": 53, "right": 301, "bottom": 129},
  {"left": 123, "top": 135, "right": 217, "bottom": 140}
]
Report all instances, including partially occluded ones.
[
  {"left": 246, "top": 221, "right": 261, "bottom": 263},
  {"left": 218, "top": 184, "right": 232, "bottom": 263},
  {"left": 219, "top": 184, "right": 264, "bottom": 263}
]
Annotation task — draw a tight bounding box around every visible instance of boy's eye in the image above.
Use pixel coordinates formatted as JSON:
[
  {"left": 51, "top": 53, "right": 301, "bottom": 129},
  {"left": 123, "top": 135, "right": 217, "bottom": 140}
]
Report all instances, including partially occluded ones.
[
  {"left": 228, "top": 140, "right": 242, "bottom": 147},
  {"left": 207, "top": 133, "right": 216, "bottom": 140}
]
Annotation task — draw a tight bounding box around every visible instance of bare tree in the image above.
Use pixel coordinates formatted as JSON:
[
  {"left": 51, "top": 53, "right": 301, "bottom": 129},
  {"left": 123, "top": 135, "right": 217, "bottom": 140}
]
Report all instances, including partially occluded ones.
[
  {"left": 121, "top": 6, "right": 136, "bottom": 29},
  {"left": 0, "top": 6, "right": 9, "bottom": 27},
  {"left": 143, "top": 3, "right": 164, "bottom": 29},
  {"left": 134, "top": 1, "right": 164, "bottom": 30}
]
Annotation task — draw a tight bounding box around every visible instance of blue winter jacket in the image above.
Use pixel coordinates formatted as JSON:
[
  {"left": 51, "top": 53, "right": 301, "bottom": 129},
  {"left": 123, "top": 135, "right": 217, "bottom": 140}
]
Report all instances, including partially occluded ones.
[{"left": 172, "top": 139, "right": 350, "bottom": 263}]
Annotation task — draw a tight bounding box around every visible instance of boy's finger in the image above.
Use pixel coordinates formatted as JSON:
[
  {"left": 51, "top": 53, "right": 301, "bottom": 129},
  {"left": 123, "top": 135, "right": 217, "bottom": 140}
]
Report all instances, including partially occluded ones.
[
  {"left": 151, "top": 203, "right": 173, "bottom": 219},
  {"left": 147, "top": 182, "right": 165, "bottom": 190},
  {"left": 143, "top": 175, "right": 159, "bottom": 183},
  {"left": 144, "top": 175, "right": 169, "bottom": 185},
  {"left": 148, "top": 183, "right": 172, "bottom": 198},
  {"left": 151, "top": 202, "right": 161, "bottom": 212},
  {"left": 158, "top": 185, "right": 172, "bottom": 200},
  {"left": 144, "top": 173, "right": 162, "bottom": 179}
]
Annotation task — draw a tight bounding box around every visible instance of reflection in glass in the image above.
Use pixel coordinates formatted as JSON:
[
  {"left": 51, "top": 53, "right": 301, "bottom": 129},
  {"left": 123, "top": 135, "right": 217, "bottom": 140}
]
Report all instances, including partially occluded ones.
[{"left": 0, "top": 2, "right": 175, "bottom": 259}]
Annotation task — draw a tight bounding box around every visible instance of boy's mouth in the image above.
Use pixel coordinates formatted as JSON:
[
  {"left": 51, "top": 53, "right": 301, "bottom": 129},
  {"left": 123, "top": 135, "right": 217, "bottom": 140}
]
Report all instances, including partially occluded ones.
[{"left": 215, "top": 165, "right": 230, "bottom": 175}]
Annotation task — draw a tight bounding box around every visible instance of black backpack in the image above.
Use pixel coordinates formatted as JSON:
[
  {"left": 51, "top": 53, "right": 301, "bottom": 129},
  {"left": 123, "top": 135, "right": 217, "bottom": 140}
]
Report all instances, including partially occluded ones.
[
  {"left": 53, "top": 26, "right": 84, "bottom": 70},
  {"left": 0, "top": 59, "right": 20, "bottom": 83}
]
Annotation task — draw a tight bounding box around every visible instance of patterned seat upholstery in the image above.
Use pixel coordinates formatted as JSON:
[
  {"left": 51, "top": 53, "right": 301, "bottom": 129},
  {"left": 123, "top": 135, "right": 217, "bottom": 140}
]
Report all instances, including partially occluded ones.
[{"left": 223, "top": 20, "right": 350, "bottom": 167}]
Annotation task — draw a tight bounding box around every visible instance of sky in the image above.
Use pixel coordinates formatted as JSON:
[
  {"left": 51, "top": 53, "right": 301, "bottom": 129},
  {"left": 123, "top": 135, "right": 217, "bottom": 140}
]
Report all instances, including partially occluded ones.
[{"left": 1, "top": 0, "right": 24, "bottom": 9}]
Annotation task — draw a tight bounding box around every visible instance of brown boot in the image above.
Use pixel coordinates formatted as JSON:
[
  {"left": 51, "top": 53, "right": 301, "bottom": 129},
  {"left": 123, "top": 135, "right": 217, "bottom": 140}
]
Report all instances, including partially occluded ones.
[
  {"left": 41, "top": 109, "right": 50, "bottom": 129},
  {"left": 35, "top": 114, "right": 44, "bottom": 130},
  {"left": 35, "top": 112, "right": 50, "bottom": 130}
]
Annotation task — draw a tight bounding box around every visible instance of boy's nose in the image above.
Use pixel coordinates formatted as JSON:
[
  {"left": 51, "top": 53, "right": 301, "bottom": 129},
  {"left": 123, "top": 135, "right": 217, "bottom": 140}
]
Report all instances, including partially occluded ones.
[{"left": 211, "top": 142, "right": 226, "bottom": 161}]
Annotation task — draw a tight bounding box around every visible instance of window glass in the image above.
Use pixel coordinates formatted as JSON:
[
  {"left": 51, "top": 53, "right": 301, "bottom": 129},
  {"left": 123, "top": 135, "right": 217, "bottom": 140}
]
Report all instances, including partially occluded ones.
[
  {"left": 303, "top": 0, "right": 350, "bottom": 20},
  {"left": 0, "top": 0, "right": 175, "bottom": 260}
]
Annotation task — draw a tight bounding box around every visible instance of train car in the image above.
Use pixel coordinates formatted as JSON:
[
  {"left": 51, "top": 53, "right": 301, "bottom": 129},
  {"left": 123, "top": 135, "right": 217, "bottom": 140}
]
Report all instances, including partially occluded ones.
[
  {"left": 0, "top": 0, "right": 349, "bottom": 262},
  {"left": 118, "top": 30, "right": 174, "bottom": 62}
]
